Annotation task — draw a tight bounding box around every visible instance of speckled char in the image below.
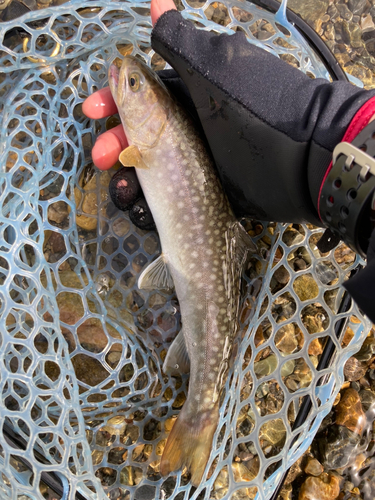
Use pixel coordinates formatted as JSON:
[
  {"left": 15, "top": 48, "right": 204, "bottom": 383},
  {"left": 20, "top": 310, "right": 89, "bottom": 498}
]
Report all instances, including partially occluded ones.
[{"left": 109, "top": 56, "right": 255, "bottom": 486}]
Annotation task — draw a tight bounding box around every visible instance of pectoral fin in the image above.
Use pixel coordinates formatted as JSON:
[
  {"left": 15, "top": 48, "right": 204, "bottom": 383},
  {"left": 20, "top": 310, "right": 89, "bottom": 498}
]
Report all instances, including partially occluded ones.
[
  {"left": 138, "top": 254, "right": 174, "bottom": 291},
  {"left": 163, "top": 329, "right": 190, "bottom": 375},
  {"left": 119, "top": 145, "right": 149, "bottom": 169}
]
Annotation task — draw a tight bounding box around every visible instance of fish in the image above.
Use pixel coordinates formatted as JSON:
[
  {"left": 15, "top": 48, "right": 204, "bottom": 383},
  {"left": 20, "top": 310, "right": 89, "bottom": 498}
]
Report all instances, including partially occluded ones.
[{"left": 108, "top": 55, "right": 256, "bottom": 486}]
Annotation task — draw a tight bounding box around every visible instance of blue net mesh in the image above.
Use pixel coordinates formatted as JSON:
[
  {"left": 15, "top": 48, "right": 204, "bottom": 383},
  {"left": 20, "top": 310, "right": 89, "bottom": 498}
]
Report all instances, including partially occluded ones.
[{"left": 0, "top": 1, "right": 371, "bottom": 499}]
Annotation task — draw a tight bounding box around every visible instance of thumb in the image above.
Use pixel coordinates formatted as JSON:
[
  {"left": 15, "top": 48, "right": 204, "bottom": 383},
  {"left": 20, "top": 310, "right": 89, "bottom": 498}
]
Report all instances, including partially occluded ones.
[{"left": 151, "top": 0, "right": 177, "bottom": 26}]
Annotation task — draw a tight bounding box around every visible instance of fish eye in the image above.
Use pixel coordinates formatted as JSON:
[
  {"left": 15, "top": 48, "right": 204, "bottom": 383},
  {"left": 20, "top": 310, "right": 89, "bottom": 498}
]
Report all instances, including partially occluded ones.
[{"left": 129, "top": 73, "right": 141, "bottom": 92}]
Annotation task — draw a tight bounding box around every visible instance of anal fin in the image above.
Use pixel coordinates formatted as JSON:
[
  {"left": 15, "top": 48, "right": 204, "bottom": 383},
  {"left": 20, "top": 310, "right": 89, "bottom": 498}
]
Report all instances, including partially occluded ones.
[{"left": 163, "top": 329, "right": 190, "bottom": 375}]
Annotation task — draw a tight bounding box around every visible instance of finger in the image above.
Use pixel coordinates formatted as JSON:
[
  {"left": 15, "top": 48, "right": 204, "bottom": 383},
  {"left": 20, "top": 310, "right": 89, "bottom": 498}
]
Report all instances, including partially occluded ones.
[
  {"left": 82, "top": 87, "right": 118, "bottom": 120},
  {"left": 151, "top": 0, "right": 177, "bottom": 26},
  {"left": 92, "top": 124, "right": 128, "bottom": 170}
]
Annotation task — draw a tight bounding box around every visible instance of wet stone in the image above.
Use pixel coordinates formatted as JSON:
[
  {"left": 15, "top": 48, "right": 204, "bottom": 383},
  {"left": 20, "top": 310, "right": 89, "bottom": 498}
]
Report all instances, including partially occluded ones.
[
  {"left": 304, "top": 457, "right": 324, "bottom": 477},
  {"left": 348, "top": 0, "right": 370, "bottom": 16},
  {"left": 273, "top": 265, "right": 290, "bottom": 285},
  {"left": 298, "top": 473, "right": 341, "bottom": 500},
  {"left": 319, "top": 424, "right": 361, "bottom": 470},
  {"left": 359, "top": 389, "right": 375, "bottom": 411},
  {"left": 336, "top": 3, "right": 353, "bottom": 21},
  {"left": 335, "top": 388, "right": 366, "bottom": 434},
  {"left": 259, "top": 418, "right": 286, "bottom": 447},
  {"left": 275, "top": 323, "right": 299, "bottom": 355},
  {"left": 354, "top": 336, "right": 375, "bottom": 362},
  {"left": 344, "top": 356, "right": 367, "bottom": 381},
  {"left": 293, "top": 274, "right": 319, "bottom": 301},
  {"left": 254, "top": 354, "right": 277, "bottom": 378}
]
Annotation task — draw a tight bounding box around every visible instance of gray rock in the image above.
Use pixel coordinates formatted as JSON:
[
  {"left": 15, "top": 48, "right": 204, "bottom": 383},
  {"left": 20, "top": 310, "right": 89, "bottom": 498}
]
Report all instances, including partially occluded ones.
[
  {"left": 359, "top": 389, "right": 375, "bottom": 412},
  {"left": 337, "top": 3, "right": 353, "bottom": 20},
  {"left": 319, "top": 425, "right": 361, "bottom": 470},
  {"left": 348, "top": 0, "right": 370, "bottom": 16}
]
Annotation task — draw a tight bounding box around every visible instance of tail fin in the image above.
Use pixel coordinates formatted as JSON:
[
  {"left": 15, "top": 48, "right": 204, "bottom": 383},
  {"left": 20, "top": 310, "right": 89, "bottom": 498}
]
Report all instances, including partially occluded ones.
[{"left": 160, "top": 405, "right": 219, "bottom": 486}]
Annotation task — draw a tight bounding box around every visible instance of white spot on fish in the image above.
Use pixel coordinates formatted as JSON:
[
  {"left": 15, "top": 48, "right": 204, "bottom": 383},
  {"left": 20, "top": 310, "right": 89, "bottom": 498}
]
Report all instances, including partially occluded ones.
[
  {"left": 183, "top": 214, "right": 190, "bottom": 221},
  {"left": 167, "top": 186, "right": 173, "bottom": 193},
  {"left": 177, "top": 201, "right": 184, "bottom": 209},
  {"left": 168, "top": 164, "right": 174, "bottom": 171}
]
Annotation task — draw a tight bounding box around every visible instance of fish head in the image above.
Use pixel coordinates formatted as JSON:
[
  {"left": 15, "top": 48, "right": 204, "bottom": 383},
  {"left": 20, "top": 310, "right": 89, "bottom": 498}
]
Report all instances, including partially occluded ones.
[{"left": 109, "top": 55, "right": 171, "bottom": 148}]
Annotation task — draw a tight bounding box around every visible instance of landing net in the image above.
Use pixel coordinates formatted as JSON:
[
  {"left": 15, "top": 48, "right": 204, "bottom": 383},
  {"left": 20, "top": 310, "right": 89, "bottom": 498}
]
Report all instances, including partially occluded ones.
[{"left": 0, "top": 1, "right": 370, "bottom": 499}]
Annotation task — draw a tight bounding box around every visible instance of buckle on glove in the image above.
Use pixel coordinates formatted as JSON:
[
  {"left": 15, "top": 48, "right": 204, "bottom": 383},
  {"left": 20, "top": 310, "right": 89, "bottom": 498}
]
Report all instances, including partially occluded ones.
[{"left": 319, "top": 121, "right": 375, "bottom": 258}]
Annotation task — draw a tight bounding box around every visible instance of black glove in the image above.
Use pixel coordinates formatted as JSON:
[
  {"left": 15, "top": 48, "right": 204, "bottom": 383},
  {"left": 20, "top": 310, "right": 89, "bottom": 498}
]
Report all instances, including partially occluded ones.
[
  {"left": 151, "top": 10, "right": 375, "bottom": 225},
  {"left": 150, "top": 9, "right": 375, "bottom": 324}
]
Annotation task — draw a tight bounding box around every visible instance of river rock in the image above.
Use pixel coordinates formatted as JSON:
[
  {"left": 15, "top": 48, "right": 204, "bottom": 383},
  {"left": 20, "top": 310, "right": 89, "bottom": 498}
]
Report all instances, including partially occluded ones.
[
  {"left": 335, "top": 388, "right": 366, "bottom": 434},
  {"left": 259, "top": 419, "right": 286, "bottom": 447},
  {"left": 254, "top": 354, "right": 278, "bottom": 378},
  {"left": 337, "top": 3, "right": 353, "bottom": 21},
  {"left": 298, "top": 473, "right": 340, "bottom": 500},
  {"left": 319, "top": 424, "right": 361, "bottom": 470},
  {"left": 344, "top": 357, "right": 367, "bottom": 381},
  {"left": 293, "top": 274, "right": 319, "bottom": 301},
  {"left": 275, "top": 323, "right": 299, "bottom": 355},
  {"left": 287, "top": 0, "right": 329, "bottom": 31},
  {"left": 304, "top": 457, "right": 324, "bottom": 477},
  {"left": 359, "top": 389, "right": 375, "bottom": 411},
  {"left": 348, "top": 0, "right": 370, "bottom": 16}
]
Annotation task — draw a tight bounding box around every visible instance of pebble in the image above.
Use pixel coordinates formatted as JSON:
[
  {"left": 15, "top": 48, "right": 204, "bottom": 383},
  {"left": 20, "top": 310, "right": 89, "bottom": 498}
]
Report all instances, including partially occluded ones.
[
  {"left": 348, "top": 0, "right": 370, "bottom": 16},
  {"left": 359, "top": 389, "right": 375, "bottom": 411},
  {"left": 320, "top": 425, "right": 361, "bottom": 470},
  {"left": 254, "top": 354, "right": 278, "bottom": 378},
  {"left": 293, "top": 274, "right": 319, "bottom": 301},
  {"left": 129, "top": 198, "right": 156, "bottom": 230},
  {"left": 259, "top": 418, "right": 286, "bottom": 447},
  {"left": 344, "top": 356, "right": 367, "bottom": 381},
  {"left": 335, "top": 388, "right": 366, "bottom": 434},
  {"left": 298, "top": 473, "right": 341, "bottom": 500},
  {"left": 303, "top": 457, "right": 324, "bottom": 477},
  {"left": 275, "top": 323, "right": 299, "bottom": 355},
  {"left": 109, "top": 167, "right": 142, "bottom": 211},
  {"left": 337, "top": 3, "right": 353, "bottom": 21}
]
